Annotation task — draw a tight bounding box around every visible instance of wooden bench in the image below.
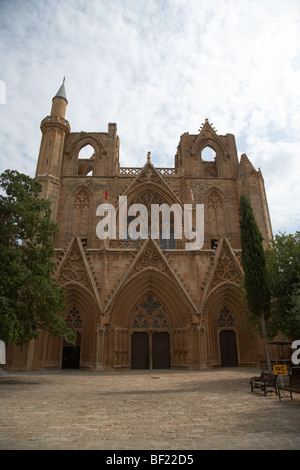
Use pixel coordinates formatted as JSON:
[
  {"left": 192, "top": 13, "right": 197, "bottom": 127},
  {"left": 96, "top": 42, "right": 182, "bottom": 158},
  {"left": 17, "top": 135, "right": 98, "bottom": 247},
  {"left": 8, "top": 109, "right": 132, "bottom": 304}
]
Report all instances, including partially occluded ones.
[
  {"left": 250, "top": 371, "right": 278, "bottom": 396},
  {"left": 278, "top": 374, "right": 300, "bottom": 400}
]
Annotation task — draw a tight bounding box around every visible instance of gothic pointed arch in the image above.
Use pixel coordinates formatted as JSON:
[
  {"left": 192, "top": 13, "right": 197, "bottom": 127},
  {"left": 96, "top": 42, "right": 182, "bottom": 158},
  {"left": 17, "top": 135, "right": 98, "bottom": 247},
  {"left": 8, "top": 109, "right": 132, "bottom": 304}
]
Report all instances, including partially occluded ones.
[
  {"left": 192, "top": 119, "right": 230, "bottom": 161},
  {"left": 122, "top": 161, "right": 182, "bottom": 208},
  {"left": 203, "top": 281, "right": 260, "bottom": 367},
  {"left": 64, "top": 133, "right": 107, "bottom": 176},
  {"left": 54, "top": 236, "right": 102, "bottom": 312},
  {"left": 107, "top": 268, "right": 193, "bottom": 328},
  {"left": 203, "top": 281, "right": 244, "bottom": 322},
  {"left": 64, "top": 282, "right": 100, "bottom": 324},
  {"left": 63, "top": 282, "right": 99, "bottom": 369},
  {"left": 65, "top": 132, "right": 106, "bottom": 159},
  {"left": 103, "top": 251, "right": 200, "bottom": 369},
  {"left": 104, "top": 238, "right": 197, "bottom": 326}
]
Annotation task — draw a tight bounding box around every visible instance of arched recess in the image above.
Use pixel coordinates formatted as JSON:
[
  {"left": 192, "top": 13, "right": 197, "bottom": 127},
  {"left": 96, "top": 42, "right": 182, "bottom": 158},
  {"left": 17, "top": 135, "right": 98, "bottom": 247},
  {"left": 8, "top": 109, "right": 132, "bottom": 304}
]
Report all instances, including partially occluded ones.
[
  {"left": 65, "top": 134, "right": 105, "bottom": 160},
  {"left": 205, "top": 188, "right": 226, "bottom": 247},
  {"left": 194, "top": 138, "right": 226, "bottom": 177},
  {"left": 109, "top": 268, "right": 192, "bottom": 328},
  {"left": 126, "top": 181, "right": 178, "bottom": 207},
  {"left": 72, "top": 186, "right": 92, "bottom": 239},
  {"left": 104, "top": 268, "right": 198, "bottom": 369},
  {"left": 193, "top": 135, "right": 227, "bottom": 162},
  {"left": 63, "top": 282, "right": 99, "bottom": 369},
  {"left": 203, "top": 282, "right": 260, "bottom": 368},
  {"left": 65, "top": 134, "right": 106, "bottom": 176}
]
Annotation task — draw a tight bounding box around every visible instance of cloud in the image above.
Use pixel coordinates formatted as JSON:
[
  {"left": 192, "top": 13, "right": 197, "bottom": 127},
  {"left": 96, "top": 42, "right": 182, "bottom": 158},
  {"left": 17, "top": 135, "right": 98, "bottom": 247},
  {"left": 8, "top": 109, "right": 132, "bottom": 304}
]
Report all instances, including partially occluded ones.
[{"left": 0, "top": 0, "right": 299, "bottom": 234}]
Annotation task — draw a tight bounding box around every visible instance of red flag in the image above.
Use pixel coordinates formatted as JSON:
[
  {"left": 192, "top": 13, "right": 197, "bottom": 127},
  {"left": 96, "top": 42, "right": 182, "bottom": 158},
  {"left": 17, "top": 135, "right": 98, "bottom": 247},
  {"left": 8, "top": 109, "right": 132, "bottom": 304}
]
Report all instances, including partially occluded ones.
[{"left": 105, "top": 187, "right": 108, "bottom": 200}]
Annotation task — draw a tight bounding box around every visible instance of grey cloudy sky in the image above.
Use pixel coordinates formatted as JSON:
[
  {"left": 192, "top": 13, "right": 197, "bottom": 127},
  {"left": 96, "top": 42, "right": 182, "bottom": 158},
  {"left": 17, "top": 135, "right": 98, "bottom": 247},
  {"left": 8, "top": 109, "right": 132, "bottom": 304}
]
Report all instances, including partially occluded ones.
[{"left": 0, "top": 0, "right": 299, "bottom": 235}]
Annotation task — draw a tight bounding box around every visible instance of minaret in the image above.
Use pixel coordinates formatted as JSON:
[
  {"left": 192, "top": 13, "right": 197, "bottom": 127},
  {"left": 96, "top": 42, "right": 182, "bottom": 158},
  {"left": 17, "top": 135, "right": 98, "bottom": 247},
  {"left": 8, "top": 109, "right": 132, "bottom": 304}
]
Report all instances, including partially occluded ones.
[
  {"left": 50, "top": 77, "right": 68, "bottom": 118},
  {"left": 35, "top": 79, "right": 70, "bottom": 220}
]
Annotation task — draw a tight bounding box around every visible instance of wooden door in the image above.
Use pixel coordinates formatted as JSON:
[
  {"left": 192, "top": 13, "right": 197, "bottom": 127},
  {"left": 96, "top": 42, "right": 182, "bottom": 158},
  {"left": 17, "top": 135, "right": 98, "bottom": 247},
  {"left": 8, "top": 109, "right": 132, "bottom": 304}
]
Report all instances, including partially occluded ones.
[
  {"left": 131, "top": 332, "right": 149, "bottom": 369},
  {"left": 219, "top": 330, "right": 238, "bottom": 367},
  {"left": 153, "top": 332, "right": 170, "bottom": 369}
]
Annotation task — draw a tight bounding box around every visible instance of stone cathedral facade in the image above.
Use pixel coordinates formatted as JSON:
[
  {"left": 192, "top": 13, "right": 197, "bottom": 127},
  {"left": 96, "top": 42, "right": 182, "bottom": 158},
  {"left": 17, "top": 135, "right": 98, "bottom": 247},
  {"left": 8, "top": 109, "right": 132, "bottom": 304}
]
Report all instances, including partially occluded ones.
[{"left": 6, "top": 81, "right": 274, "bottom": 371}]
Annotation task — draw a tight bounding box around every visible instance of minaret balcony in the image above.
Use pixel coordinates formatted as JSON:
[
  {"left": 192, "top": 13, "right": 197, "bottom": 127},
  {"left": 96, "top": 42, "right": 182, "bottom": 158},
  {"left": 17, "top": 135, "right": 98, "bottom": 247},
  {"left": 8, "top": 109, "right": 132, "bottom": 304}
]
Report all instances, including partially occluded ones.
[{"left": 40, "top": 115, "right": 70, "bottom": 133}]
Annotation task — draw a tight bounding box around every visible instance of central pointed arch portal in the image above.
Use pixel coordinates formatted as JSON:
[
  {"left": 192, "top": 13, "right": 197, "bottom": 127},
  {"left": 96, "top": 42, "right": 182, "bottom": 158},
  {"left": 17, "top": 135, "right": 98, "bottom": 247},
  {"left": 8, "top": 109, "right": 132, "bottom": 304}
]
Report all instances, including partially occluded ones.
[
  {"left": 104, "top": 269, "right": 200, "bottom": 370},
  {"left": 131, "top": 294, "right": 171, "bottom": 369}
]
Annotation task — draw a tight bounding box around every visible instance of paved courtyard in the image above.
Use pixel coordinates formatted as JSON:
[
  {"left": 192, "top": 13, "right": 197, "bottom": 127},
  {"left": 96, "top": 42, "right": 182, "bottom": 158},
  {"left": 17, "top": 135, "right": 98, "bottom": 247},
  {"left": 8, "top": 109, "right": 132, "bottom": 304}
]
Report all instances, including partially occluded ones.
[{"left": 0, "top": 367, "right": 300, "bottom": 450}]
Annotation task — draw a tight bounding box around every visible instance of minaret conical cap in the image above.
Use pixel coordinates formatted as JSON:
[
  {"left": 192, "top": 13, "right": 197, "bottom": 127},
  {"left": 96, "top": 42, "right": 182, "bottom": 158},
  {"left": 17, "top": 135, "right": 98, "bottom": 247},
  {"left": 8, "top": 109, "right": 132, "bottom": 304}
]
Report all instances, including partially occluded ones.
[{"left": 53, "top": 77, "right": 68, "bottom": 103}]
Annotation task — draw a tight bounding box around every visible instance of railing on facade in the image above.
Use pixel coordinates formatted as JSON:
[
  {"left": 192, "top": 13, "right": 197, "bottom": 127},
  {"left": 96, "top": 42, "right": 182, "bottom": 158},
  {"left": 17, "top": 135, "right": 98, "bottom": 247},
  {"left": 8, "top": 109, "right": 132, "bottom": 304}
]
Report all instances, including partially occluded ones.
[
  {"left": 119, "top": 167, "right": 177, "bottom": 176},
  {"left": 109, "top": 239, "right": 186, "bottom": 250},
  {"left": 109, "top": 239, "right": 141, "bottom": 249}
]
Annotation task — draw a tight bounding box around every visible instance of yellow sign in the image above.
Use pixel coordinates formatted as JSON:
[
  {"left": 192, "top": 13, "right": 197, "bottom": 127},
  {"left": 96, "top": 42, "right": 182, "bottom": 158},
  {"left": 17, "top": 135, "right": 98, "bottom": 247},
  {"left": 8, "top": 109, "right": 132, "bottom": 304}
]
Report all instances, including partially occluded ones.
[{"left": 273, "top": 364, "right": 288, "bottom": 375}]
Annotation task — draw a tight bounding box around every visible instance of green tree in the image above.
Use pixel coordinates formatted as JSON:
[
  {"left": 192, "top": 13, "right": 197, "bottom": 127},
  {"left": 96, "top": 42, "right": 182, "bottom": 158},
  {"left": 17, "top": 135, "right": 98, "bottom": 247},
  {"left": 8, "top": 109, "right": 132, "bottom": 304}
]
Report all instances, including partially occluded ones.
[
  {"left": 265, "top": 232, "right": 300, "bottom": 340},
  {"left": 0, "top": 170, "right": 74, "bottom": 345},
  {"left": 239, "top": 194, "right": 272, "bottom": 371}
]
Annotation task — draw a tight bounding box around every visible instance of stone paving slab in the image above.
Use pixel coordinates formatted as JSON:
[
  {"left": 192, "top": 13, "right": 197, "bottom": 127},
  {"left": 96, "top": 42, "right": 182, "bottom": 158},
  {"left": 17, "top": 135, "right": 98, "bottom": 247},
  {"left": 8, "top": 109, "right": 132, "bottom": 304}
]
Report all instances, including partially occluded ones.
[{"left": 0, "top": 368, "right": 300, "bottom": 450}]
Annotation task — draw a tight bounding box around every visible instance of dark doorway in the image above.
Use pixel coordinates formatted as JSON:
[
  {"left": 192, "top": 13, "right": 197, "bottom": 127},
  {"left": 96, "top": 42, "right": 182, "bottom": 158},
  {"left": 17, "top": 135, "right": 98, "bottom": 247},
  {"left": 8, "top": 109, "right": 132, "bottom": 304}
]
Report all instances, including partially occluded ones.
[
  {"left": 131, "top": 332, "right": 149, "bottom": 369},
  {"left": 219, "top": 330, "right": 238, "bottom": 367},
  {"left": 62, "top": 332, "right": 81, "bottom": 369},
  {"left": 153, "top": 332, "right": 170, "bottom": 369}
]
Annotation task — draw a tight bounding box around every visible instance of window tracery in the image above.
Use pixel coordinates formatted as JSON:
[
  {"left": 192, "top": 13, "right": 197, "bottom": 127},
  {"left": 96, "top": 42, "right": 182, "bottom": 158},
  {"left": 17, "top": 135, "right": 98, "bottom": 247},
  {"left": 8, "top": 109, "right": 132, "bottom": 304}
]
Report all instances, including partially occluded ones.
[
  {"left": 57, "top": 244, "right": 89, "bottom": 286},
  {"left": 218, "top": 306, "right": 235, "bottom": 328},
  {"left": 65, "top": 307, "right": 83, "bottom": 329},
  {"left": 208, "top": 190, "right": 223, "bottom": 209},
  {"left": 73, "top": 188, "right": 90, "bottom": 236},
  {"left": 74, "top": 188, "right": 90, "bottom": 208},
  {"left": 212, "top": 242, "right": 240, "bottom": 286},
  {"left": 131, "top": 295, "right": 169, "bottom": 330}
]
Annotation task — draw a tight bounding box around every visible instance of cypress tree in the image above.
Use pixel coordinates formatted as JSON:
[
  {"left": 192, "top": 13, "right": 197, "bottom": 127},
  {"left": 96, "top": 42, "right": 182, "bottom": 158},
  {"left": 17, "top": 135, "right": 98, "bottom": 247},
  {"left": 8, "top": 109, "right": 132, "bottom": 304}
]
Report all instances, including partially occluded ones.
[{"left": 239, "top": 193, "right": 271, "bottom": 371}]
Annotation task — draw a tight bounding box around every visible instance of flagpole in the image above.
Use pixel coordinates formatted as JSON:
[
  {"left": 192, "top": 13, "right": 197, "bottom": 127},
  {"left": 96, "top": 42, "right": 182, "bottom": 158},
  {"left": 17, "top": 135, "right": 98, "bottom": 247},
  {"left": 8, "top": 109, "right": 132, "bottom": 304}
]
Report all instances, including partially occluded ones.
[{"left": 190, "top": 189, "right": 194, "bottom": 203}]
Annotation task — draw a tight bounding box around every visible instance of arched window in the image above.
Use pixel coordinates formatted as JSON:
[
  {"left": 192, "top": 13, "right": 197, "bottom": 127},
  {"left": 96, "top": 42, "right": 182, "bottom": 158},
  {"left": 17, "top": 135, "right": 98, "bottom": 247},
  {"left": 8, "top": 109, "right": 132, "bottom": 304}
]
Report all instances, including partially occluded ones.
[
  {"left": 78, "top": 144, "right": 95, "bottom": 159},
  {"left": 78, "top": 144, "right": 95, "bottom": 175},
  {"left": 201, "top": 146, "right": 216, "bottom": 161}
]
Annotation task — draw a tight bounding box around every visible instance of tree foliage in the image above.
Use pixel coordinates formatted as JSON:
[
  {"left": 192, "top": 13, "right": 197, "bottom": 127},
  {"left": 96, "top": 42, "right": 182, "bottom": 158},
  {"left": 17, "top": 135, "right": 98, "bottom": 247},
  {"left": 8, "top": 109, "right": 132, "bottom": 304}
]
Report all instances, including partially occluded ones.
[
  {"left": 239, "top": 193, "right": 271, "bottom": 370},
  {"left": 265, "top": 231, "right": 300, "bottom": 340},
  {"left": 0, "top": 170, "right": 74, "bottom": 345},
  {"left": 239, "top": 194, "right": 271, "bottom": 318}
]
